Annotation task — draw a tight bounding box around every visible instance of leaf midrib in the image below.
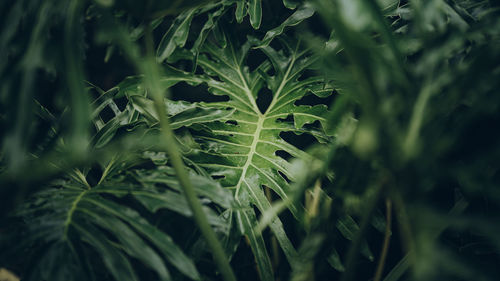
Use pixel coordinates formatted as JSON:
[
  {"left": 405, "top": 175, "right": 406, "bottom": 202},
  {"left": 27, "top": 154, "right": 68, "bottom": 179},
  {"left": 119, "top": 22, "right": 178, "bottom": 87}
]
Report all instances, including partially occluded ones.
[
  {"left": 265, "top": 55, "right": 296, "bottom": 115},
  {"left": 234, "top": 115, "right": 264, "bottom": 197},
  {"left": 63, "top": 189, "right": 89, "bottom": 239}
]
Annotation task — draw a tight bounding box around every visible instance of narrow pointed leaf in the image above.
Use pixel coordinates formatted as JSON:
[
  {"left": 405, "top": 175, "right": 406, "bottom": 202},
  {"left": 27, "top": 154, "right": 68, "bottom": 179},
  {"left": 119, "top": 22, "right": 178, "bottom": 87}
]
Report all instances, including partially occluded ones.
[{"left": 248, "top": 0, "right": 262, "bottom": 29}]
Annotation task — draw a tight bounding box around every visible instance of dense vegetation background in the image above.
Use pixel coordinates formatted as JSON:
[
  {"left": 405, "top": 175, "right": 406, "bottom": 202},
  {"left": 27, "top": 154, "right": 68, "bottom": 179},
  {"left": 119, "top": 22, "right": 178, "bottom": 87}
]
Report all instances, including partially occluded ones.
[{"left": 1, "top": 0, "right": 500, "bottom": 281}]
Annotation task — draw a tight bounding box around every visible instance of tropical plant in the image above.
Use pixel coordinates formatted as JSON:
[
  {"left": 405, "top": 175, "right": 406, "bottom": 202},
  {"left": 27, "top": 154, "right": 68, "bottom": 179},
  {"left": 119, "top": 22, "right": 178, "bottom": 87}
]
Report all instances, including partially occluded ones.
[{"left": 1, "top": 0, "right": 500, "bottom": 281}]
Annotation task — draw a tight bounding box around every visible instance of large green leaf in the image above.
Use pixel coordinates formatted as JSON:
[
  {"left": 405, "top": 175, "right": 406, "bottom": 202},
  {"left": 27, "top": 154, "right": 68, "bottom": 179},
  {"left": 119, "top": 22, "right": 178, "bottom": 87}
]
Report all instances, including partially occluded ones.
[
  {"left": 10, "top": 176, "right": 206, "bottom": 281},
  {"left": 1, "top": 76, "right": 239, "bottom": 280},
  {"left": 158, "top": 34, "right": 333, "bottom": 280},
  {"left": 6, "top": 152, "right": 236, "bottom": 281}
]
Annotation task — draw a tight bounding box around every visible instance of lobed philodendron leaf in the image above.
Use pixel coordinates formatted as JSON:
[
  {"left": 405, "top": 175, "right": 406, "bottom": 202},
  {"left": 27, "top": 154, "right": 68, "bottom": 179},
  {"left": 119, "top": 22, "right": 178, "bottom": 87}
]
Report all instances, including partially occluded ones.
[
  {"left": 155, "top": 0, "right": 311, "bottom": 63},
  {"left": 156, "top": 1, "right": 236, "bottom": 63},
  {"left": 10, "top": 143, "right": 235, "bottom": 281},
  {"left": 16, "top": 180, "right": 204, "bottom": 281},
  {"left": 88, "top": 75, "right": 233, "bottom": 149},
  {"left": 161, "top": 35, "right": 333, "bottom": 280},
  {"left": 9, "top": 80, "right": 238, "bottom": 281}
]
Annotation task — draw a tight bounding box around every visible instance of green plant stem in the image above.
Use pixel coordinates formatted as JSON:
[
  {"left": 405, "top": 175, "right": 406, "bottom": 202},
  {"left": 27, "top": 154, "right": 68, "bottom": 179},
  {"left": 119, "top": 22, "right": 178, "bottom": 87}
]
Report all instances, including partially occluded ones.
[
  {"left": 392, "top": 190, "right": 416, "bottom": 257},
  {"left": 374, "top": 199, "right": 392, "bottom": 281},
  {"left": 305, "top": 180, "right": 322, "bottom": 232},
  {"left": 143, "top": 25, "right": 237, "bottom": 281},
  {"left": 95, "top": 16, "right": 236, "bottom": 280},
  {"left": 403, "top": 84, "right": 432, "bottom": 159},
  {"left": 340, "top": 178, "right": 385, "bottom": 281},
  {"left": 64, "top": 0, "right": 89, "bottom": 153},
  {"left": 153, "top": 98, "right": 236, "bottom": 281}
]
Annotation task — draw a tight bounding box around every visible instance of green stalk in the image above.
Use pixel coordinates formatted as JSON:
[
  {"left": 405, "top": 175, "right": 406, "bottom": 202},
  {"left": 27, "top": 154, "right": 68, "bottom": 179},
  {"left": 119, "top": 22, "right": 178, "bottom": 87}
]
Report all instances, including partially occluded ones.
[
  {"left": 340, "top": 178, "right": 385, "bottom": 281},
  {"left": 373, "top": 199, "right": 392, "bottom": 281},
  {"left": 64, "top": 0, "right": 90, "bottom": 154},
  {"left": 151, "top": 88, "right": 237, "bottom": 281},
  {"left": 403, "top": 84, "right": 433, "bottom": 159},
  {"left": 142, "top": 25, "right": 237, "bottom": 281}
]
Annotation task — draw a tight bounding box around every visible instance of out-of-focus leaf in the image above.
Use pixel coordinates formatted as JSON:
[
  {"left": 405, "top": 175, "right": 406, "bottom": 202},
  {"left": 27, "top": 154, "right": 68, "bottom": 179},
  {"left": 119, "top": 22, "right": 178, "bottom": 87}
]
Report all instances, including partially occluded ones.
[
  {"left": 0, "top": 269, "right": 20, "bottom": 281},
  {"left": 328, "top": 249, "right": 345, "bottom": 272}
]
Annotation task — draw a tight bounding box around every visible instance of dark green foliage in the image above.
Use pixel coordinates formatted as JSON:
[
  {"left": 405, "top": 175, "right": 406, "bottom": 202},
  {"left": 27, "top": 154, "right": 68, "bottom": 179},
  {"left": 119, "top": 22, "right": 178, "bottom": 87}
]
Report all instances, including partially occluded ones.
[{"left": 1, "top": 0, "right": 500, "bottom": 281}]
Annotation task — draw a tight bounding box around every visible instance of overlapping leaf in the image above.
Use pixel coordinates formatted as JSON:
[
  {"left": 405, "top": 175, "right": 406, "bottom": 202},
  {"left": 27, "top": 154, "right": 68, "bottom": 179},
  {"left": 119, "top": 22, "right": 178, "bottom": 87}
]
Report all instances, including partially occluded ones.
[
  {"left": 2, "top": 81, "right": 237, "bottom": 281},
  {"left": 88, "top": 77, "right": 233, "bottom": 149},
  {"left": 6, "top": 152, "right": 234, "bottom": 281},
  {"left": 156, "top": 0, "right": 313, "bottom": 64},
  {"left": 12, "top": 178, "right": 196, "bottom": 281}
]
